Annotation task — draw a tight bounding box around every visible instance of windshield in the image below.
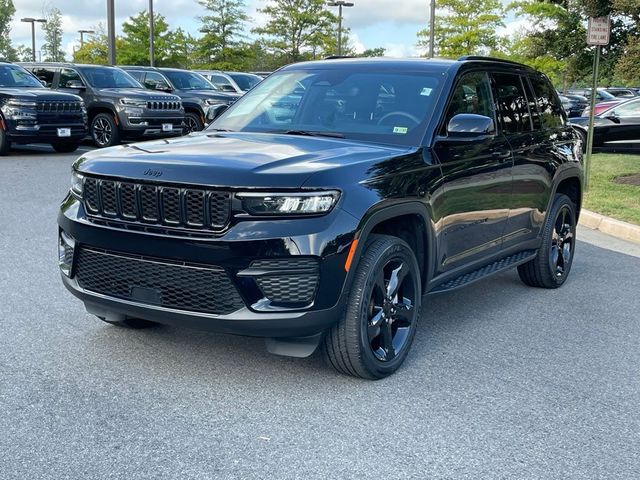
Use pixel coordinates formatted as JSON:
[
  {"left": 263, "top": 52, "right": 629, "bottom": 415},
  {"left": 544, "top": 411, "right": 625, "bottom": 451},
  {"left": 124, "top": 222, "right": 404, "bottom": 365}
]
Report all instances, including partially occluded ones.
[
  {"left": 163, "top": 70, "right": 214, "bottom": 90},
  {"left": 0, "top": 65, "right": 43, "bottom": 88},
  {"left": 228, "top": 73, "right": 261, "bottom": 91},
  {"left": 211, "top": 68, "right": 442, "bottom": 147},
  {"left": 78, "top": 67, "right": 142, "bottom": 88}
]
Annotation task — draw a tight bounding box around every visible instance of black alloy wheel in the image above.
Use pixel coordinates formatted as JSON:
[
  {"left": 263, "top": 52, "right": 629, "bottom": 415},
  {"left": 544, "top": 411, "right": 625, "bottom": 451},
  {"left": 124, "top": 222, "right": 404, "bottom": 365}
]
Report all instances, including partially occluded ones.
[
  {"left": 91, "top": 113, "right": 120, "bottom": 148},
  {"left": 184, "top": 112, "right": 204, "bottom": 134},
  {"left": 518, "top": 194, "right": 577, "bottom": 288},
  {"left": 323, "top": 234, "right": 422, "bottom": 379}
]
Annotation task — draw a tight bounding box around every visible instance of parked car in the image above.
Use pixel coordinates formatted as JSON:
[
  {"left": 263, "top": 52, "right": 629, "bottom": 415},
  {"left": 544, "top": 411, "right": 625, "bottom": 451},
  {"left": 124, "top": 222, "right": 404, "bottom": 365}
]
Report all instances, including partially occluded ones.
[
  {"left": 558, "top": 92, "right": 589, "bottom": 118},
  {"left": 121, "top": 66, "right": 239, "bottom": 133},
  {"left": 570, "top": 97, "right": 640, "bottom": 148},
  {"left": 197, "top": 71, "right": 262, "bottom": 94},
  {"left": 582, "top": 100, "right": 622, "bottom": 117},
  {"left": 565, "top": 88, "right": 618, "bottom": 103},
  {"left": 58, "top": 56, "right": 583, "bottom": 379},
  {"left": 0, "top": 62, "right": 87, "bottom": 154},
  {"left": 603, "top": 87, "right": 639, "bottom": 98},
  {"left": 21, "top": 62, "right": 185, "bottom": 148}
]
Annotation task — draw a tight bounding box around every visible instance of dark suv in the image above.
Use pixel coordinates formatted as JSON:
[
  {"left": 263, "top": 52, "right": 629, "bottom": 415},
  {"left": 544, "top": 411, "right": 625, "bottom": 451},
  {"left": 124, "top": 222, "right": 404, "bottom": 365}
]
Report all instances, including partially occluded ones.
[
  {"left": 121, "top": 66, "right": 239, "bottom": 133},
  {"left": 21, "top": 63, "right": 185, "bottom": 148},
  {"left": 0, "top": 62, "right": 86, "bottom": 154},
  {"left": 58, "top": 57, "right": 583, "bottom": 379}
]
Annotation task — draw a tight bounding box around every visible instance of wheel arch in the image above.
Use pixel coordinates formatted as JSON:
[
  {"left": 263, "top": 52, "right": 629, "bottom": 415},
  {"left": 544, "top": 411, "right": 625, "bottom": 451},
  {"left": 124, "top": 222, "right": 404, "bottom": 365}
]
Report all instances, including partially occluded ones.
[{"left": 548, "top": 168, "right": 584, "bottom": 222}]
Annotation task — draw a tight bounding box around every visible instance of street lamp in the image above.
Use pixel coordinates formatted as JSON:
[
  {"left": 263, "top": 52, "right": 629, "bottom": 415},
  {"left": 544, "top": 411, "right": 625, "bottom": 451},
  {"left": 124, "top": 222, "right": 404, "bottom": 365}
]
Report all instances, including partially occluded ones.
[
  {"left": 78, "top": 29, "right": 95, "bottom": 48},
  {"left": 21, "top": 17, "right": 47, "bottom": 62},
  {"left": 107, "top": 0, "right": 116, "bottom": 65},
  {"left": 149, "top": 0, "right": 155, "bottom": 66},
  {"left": 327, "top": 1, "right": 354, "bottom": 57},
  {"left": 428, "top": 0, "right": 436, "bottom": 58}
]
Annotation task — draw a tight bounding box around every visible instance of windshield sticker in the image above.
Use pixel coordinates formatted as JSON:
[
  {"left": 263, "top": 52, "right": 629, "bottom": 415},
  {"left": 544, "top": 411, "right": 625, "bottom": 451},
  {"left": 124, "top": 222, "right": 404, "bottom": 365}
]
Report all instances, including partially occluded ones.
[
  {"left": 420, "top": 87, "right": 433, "bottom": 96},
  {"left": 393, "top": 126, "right": 408, "bottom": 134}
]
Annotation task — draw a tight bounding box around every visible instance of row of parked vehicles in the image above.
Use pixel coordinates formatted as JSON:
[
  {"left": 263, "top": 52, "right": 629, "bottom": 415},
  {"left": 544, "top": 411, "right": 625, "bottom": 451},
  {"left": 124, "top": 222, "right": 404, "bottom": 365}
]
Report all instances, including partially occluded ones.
[{"left": 0, "top": 60, "right": 263, "bottom": 155}]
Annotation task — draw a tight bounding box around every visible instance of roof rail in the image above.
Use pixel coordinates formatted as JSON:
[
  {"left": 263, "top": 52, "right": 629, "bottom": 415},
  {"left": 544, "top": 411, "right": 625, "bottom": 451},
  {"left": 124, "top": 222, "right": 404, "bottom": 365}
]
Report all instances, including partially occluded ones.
[
  {"left": 323, "top": 55, "right": 354, "bottom": 60},
  {"left": 457, "top": 55, "right": 529, "bottom": 68}
]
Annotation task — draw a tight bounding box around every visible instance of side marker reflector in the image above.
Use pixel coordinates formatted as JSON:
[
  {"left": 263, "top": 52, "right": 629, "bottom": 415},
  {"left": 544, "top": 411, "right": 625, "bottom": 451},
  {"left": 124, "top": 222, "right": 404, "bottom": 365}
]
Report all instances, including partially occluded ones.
[{"left": 344, "top": 238, "right": 359, "bottom": 272}]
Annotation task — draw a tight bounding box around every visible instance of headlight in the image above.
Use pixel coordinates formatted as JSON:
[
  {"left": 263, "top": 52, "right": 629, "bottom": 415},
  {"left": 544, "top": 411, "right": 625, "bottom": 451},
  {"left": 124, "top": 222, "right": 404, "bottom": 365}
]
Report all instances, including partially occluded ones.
[
  {"left": 1, "top": 100, "right": 37, "bottom": 119},
  {"left": 120, "top": 98, "right": 147, "bottom": 107},
  {"left": 238, "top": 191, "right": 340, "bottom": 216},
  {"left": 205, "top": 98, "right": 223, "bottom": 105},
  {"left": 7, "top": 100, "right": 37, "bottom": 108},
  {"left": 71, "top": 171, "right": 84, "bottom": 198}
]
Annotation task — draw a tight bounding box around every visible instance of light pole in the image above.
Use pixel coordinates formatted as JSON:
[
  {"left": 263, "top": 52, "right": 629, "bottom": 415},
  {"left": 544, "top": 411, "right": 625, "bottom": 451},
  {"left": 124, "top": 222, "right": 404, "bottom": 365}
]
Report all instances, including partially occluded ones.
[
  {"left": 78, "top": 29, "right": 95, "bottom": 48},
  {"left": 20, "top": 17, "right": 47, "bottom": 62},
  {"left": 428, "top": 0, "right": 436, "bottom": 58},
  {"left": 327, "top": 1, "right": 354, "bottom": 57},
  {"left": 149, "top": 0, "right": 155, "bottom": 66},
  {"left": 107, "top": 0, "right": 116, "bottom": 65}
]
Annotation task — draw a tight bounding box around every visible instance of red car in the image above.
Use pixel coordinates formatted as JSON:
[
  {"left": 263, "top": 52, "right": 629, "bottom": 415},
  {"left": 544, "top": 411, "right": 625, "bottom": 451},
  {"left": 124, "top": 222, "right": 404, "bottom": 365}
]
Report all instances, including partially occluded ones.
[{"left": 582, "top": 100, "right": 622, "bottom": 117}]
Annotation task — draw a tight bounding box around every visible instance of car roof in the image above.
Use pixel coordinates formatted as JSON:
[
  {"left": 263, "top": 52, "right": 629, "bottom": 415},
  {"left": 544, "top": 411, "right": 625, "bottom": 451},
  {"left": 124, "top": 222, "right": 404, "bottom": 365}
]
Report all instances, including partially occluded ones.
[{"left": 20, "top": 62, "right": 122, "bottom": 69}]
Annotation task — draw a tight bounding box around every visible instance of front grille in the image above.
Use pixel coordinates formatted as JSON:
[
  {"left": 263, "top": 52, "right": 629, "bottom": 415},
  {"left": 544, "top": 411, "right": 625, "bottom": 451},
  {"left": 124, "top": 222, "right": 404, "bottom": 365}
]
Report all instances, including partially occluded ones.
[
  {"left": 146, "top": 100, "right": 181, "bottom": 110},
  {"left": 251, "top": 258, "right": 319, "bottom": 305},
  {"left": 37, "top": 101, "right": 83, "bottom": 113},
  {"left": 82, "top": 176, "right": 231, "bottom": 232},
  {"left": 75, "top": 247, "right": 244, "bottom": 315}
]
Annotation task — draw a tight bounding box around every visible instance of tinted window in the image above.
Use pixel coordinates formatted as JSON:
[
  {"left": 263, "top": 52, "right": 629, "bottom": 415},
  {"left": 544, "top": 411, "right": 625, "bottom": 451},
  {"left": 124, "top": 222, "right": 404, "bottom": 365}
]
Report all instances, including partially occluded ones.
[
  {"left": 59, "top": 68, "right": 83, "bottom": 88},
  {"left": 493, "top": 72, "right": 531, "bottom": 134},
  {"left": 611, "top": 98, "right": 640, "bottom": 117},
  {"left": 126, "top": 70, "right": 144, "bottom": 82},
  {"left": 522, "top": 77, "right": 541, "bottom": 129},
  {"left": 77, "top": 66, "right": 141, "bottom": 88},
  {"left": 228, "top": 73, "right": 261, "bottom": 91},
  {"left": 444, "top": 71, "right": 495, "bottom": 130},
  {"left": 214, "top": 69, "right": 442, "bottom": 147},
  {"left": 162, "top": 71, "right": 214, "bottom": 90},
  {"left": 30, "top": 66, "right": 56, "bottom": 87},
  {"left": 530, "top": 76, "right": 564, "bottom": 129},
  {"left": 144, "top": 71, "right": 169, "bottom": 89},
  {"left": 0, "top": 64, "right": 43, "bottom": 88}
]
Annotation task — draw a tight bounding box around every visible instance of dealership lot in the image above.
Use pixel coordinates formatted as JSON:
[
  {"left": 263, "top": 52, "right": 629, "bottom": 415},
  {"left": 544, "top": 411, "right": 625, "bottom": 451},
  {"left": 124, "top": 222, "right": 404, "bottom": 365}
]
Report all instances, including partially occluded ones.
[{"left": 1, "top": 147, "right": 639, "bottom": 479}]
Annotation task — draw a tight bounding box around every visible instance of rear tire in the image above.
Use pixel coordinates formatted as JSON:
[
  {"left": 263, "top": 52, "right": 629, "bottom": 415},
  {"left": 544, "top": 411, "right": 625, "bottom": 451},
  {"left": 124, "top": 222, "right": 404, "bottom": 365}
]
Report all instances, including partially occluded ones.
[
  {"left": 0, "top": 125, "right": 10, "bottom": 156},
  {"left": 91, "top": 113, "right": 120, "bottom": 148},
  {"left": 323, "top": 234, "right": 422, "bottom": 379},
  {"left": 97, "top": 316, "right": 158, "bottom": 329},
  {"left": 51, "top": 141, "right": 80, "bottom": 153},
  {"left": 518, "top": 194, "right": 577, "bottom": 288}
]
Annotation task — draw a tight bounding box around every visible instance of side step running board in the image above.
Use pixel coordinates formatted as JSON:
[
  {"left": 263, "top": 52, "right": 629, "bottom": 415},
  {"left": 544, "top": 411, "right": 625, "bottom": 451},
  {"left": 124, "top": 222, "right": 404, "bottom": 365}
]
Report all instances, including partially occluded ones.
[{"left": 429, "top": 250, "right": 537, "bottom": 294}]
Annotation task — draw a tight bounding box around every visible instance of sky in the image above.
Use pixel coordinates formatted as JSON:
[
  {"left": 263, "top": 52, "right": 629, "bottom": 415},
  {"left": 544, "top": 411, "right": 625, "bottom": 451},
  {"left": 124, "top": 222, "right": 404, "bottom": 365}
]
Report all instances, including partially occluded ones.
[{"left": 10, "top": 0, "right": 522, "bottom": 61}]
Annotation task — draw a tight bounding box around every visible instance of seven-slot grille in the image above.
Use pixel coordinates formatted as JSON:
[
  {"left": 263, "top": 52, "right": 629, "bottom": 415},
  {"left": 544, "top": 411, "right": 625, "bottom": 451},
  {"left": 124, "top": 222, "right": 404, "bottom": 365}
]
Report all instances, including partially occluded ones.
[
  {"left": 83, "top": 176, "right": 231, "bottom": 231},
  {"left": 36, "top": 101, "right": 83, "bottom": 113},
  {"left": 146, "top": 100, "right": 181, "bottom": 110}
]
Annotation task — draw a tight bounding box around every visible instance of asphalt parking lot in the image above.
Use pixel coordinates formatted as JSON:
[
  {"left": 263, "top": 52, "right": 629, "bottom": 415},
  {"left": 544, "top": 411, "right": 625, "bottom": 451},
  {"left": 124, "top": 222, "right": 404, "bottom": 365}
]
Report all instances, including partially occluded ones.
[{"left": 1, "top": 145, "right": 639, "bottom": 479}]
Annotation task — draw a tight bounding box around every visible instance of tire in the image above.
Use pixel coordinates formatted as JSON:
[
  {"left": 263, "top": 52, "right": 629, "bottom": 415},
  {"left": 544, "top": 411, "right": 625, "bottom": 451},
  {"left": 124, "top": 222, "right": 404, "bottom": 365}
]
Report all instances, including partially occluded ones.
[
  {"left": 97, "top": 316, "right": 158, "bottom": 329},
  {"left": 518, "top": 194, "right": 577, "bottom": 289},
  {"left": 323, "top": 234, "right": 422, "bottom": 380},
  {"left": 51, "top": 141, "right": 81, "bottom": 153},
  {"left": 90, "top": 113, "right": 120, "bottom": 148},
  {"left": 184, "top": 112, "right": 204, "bottom": 134},
  {"left": 0, "top": 124, "right": 10, "bottom": 156}
]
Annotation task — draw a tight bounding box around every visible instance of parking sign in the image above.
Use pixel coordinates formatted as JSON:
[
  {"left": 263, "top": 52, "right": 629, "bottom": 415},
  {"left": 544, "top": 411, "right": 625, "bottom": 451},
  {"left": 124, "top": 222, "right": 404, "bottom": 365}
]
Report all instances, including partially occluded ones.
[{"left": 587, "top": 16, "right": 610, "bottom": 45}]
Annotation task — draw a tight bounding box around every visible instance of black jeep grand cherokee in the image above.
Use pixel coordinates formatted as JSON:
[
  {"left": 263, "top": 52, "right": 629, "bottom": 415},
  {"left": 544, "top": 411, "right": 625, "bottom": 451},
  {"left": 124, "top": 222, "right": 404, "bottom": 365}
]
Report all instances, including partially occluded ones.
[
  {"left": 58, "top": 57, "right": 583, "bottom": 379},
  {"left": 0, "top": 62, "right": 86, "bottom": 154}
]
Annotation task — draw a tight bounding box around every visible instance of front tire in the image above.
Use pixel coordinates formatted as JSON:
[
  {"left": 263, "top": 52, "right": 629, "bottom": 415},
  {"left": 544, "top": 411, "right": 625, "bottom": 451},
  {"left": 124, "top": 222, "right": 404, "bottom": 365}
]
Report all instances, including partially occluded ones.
[
  {"left": 184, "top": 112, "right": 204, "bottom": 134},
  {"left": 51, "top": 141, "right": 81, "bottom": 153},
  {"left": 518, "top": 194, "right": 577, "bottom": 288},
  {"left": 91, "top": 113, "right": 120, "bottom": 148},
  {"left": 323, "top": 235, "right": 422, "bottom": 379}
]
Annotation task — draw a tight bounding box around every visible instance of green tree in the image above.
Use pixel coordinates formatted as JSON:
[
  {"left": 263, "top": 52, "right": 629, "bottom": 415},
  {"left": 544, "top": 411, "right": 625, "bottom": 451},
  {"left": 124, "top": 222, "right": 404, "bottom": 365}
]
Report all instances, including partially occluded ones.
[
  {"left": 42, "top": 7, "right": 64, "bottom": 62},
  {"left": 252, "top": 0, "right": 337, "bottom": 63},
  {"left": 15, "top": 44, "right": 33, "bottom": 62},
  {"left": 417, "top": 0, "right": 505, "bottom": 58},
  {"left": 614, "top": 35, "right": 640, "bottom": 84},
  {"left": 197, "top": 0, "right": 248, "bottom": 65},
  {"left": 360, "top": 47, "right": 386, "bottom": 57},
  {"left": 0, "top": 0, "right": 17, "bottom": 60},
  {"left": 73, "top": 25, "right": 109, "bottom": 65}
]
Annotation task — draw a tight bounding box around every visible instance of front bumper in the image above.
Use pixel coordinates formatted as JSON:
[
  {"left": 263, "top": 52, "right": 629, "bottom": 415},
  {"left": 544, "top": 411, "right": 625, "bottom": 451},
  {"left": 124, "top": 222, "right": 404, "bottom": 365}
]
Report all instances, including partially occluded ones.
[
  {"left": 116, "top": 109, "right": 185, "bottom": 138},
  {"left": 6, "top": 120, "right": 87, "bottom": 144},
  {"left": 58, "top": 195, "right": 359, "bottom": 338}
]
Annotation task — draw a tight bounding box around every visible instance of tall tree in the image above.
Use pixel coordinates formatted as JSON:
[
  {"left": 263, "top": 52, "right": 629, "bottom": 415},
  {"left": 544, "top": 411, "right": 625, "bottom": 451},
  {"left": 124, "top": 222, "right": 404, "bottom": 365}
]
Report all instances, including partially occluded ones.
[
  {"left": 614, "top": 35, "right": 640, "bottom": 84},
  {"left": 42, "top": 7, "right": 64, "bottom": 62},
  {"left": 73, "top": 25, "right": 109, "bottom": 65},
  {"left": 360, "top": 47, "right": 386, "bottom": 57},
  {"left": 197, "top": 0, "right": 248, "bottom": 65},
  {"left": 417, "top": 0, "right": 505, "bottom": 58},
  {"left": 0, "top": 0, "right": 17, "bottom": 60},
  {"left": 252, "top": 0, "right": 337, "bottom": 63}
]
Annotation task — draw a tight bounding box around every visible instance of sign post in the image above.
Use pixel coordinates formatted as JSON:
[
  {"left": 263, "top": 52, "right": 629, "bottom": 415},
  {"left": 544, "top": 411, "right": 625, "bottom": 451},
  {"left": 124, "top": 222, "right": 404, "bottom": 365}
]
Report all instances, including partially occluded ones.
[{"left": 584, "top": 16, "right": 610, "bottom": 191}]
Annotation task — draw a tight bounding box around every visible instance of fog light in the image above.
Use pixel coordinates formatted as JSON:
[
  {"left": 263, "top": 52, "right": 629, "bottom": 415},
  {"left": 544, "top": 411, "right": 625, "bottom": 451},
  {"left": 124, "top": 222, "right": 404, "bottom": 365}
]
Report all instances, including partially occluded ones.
[{"left": 58, "top": 231, "right": 76, "bottom": 277}]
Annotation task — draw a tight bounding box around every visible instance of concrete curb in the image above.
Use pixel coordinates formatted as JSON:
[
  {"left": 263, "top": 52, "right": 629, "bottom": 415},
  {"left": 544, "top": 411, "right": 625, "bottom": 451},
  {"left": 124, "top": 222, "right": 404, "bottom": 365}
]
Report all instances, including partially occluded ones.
[{"left": 579, "top": 209, "right": 640, "bottom": 245}]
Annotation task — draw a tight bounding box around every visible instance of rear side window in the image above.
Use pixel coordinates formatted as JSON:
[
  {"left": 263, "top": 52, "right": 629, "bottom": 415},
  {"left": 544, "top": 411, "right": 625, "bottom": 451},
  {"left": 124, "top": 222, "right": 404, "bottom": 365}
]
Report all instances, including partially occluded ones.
[
  {"left": 493, "top": 72, "right": 531, "bottom": 134},
  {"left": 444, "top": 71, "right": 494, "bottom": 129},
  {"left": 529, "top": 76, "right": 564, "bottom": 129}
]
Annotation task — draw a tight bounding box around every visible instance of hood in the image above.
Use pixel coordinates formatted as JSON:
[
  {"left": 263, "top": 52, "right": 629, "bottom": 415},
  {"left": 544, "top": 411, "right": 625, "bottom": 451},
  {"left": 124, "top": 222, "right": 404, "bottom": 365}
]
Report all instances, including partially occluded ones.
[
  {"left": 0, "top": 87, "right": 82, "bottom": 102},
  {"left": 95, "top": 88, "right": 180, "bottom": 101},
  {"left": 176, "top": 89, "right": 241, "bottom": 102},
  {"left": 75, "top": 132, "right": 409, "bottom": 188}
]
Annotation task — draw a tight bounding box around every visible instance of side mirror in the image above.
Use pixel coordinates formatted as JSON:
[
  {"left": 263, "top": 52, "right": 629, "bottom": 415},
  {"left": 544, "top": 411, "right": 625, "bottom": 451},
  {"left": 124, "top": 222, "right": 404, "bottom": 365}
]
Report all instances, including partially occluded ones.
[
  {"left": 40, "top": 79, "right": 47, "bottom": 87},
  {"left": 604, "top": 113, "right": 621, "bottom": 123},
  {"left": 65, "top": 80, "right": 85, "bottom": 89},
  {"left": 155, "top": 83, "right": 172, "bottom": 92},
  {"left": 221, "top": 85, "right": 237, "bottom": 93},
  {"left": 447, "top": 113, "right": 495, "bottom": 137}
]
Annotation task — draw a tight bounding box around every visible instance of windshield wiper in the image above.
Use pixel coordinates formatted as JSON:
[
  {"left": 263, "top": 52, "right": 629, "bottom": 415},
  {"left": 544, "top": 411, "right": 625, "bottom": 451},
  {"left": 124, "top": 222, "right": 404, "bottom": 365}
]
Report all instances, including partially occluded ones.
[{"left": 272, "top": 129, "right": 345, "bottom": 139}]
